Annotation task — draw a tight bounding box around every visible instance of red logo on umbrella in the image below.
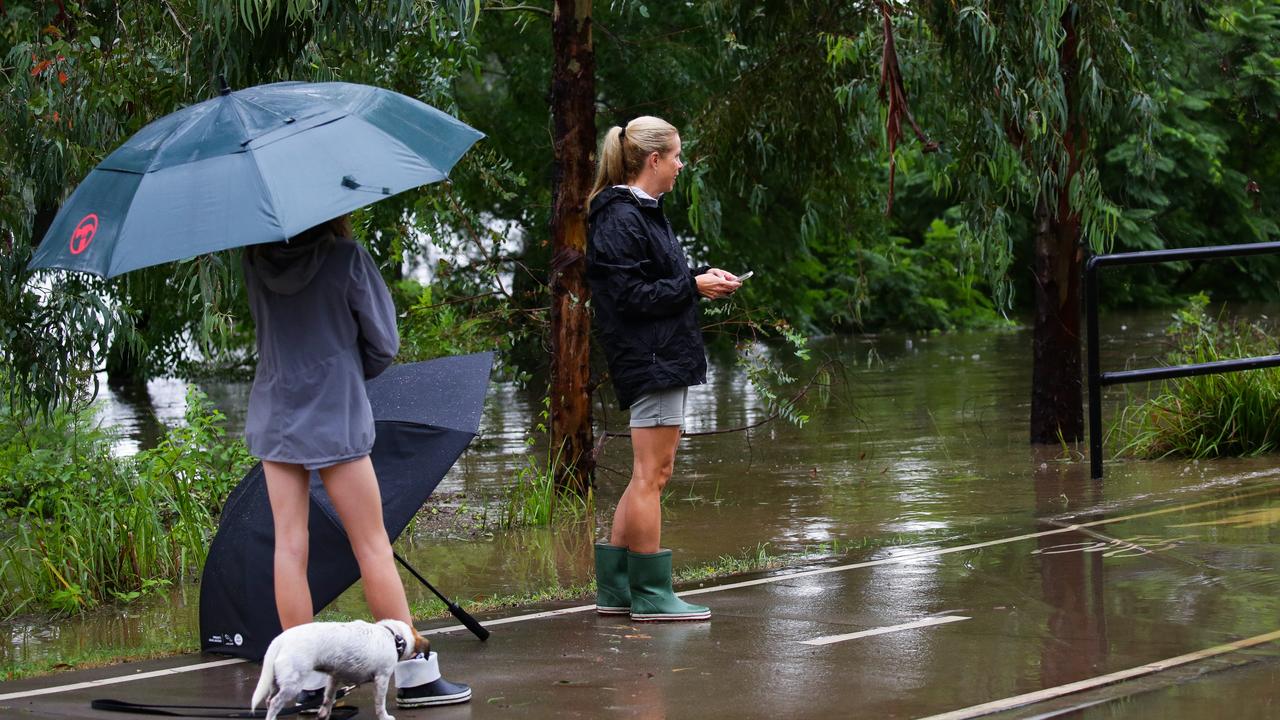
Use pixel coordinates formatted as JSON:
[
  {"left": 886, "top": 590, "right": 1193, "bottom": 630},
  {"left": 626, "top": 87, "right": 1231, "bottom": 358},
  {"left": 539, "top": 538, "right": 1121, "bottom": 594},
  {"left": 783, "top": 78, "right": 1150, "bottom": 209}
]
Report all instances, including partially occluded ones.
[{"left": 69, "top": 214, "right": 99, "bottom": 255}]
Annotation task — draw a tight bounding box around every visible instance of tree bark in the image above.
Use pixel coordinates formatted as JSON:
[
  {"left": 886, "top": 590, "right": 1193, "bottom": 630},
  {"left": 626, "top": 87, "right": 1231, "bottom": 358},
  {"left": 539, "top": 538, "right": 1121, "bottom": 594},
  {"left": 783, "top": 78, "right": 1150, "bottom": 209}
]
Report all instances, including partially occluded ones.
[
  {"left": 549, "top": 0, "right": 595, "bottom": 494},
  {"left": 1031, "top": 196, "right": 1084, "bottom": 443},
  {"left": 1029, "top": 9, "right": 1085, "bottom": 444}
]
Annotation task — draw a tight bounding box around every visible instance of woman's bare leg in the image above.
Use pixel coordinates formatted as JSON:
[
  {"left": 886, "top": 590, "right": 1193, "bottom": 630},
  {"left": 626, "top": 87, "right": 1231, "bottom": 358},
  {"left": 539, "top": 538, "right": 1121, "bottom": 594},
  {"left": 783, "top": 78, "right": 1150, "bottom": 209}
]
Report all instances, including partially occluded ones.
[
  {"left": 263, "top": 460, "right": 313, "bottom": 629},
  {"left": 609, "top": 426, "right": 681, "bottom": 553},
  {"left": 320, "top": 456, "right": 412, "bottom": 624}
]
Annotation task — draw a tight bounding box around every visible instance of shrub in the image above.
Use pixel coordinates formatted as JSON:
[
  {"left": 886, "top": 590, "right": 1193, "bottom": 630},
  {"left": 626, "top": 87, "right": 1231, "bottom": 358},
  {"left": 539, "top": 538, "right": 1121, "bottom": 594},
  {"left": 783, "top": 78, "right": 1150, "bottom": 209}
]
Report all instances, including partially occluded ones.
[{"left": 0, "top": 387, "right": 251, "bottom": 616}]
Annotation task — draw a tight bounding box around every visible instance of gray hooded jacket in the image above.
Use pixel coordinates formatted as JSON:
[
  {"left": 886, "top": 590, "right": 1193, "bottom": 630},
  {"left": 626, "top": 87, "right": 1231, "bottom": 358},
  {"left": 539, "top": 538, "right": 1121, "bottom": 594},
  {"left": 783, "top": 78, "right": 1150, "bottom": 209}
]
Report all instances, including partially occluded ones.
[{"left": 242, "top": 233, "right": 399, "bottom": 466}]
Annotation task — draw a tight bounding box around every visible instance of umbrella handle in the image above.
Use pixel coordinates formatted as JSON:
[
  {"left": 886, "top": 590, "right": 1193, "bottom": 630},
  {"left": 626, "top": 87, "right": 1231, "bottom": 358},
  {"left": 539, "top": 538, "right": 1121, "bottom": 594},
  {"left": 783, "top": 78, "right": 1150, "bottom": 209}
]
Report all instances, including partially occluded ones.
[{"left": 394, "top": 552, "right": 490, "bottom": 641}]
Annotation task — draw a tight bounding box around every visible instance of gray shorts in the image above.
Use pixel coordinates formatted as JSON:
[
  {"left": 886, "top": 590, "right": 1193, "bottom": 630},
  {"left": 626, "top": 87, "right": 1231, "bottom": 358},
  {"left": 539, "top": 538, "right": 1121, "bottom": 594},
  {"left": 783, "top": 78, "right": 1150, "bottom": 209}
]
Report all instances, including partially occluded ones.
[
  {"left": 303, "top": 453, "right": 368, "bottom": 471},
  {"left": 629, "top": 387, "right": 688, "bottom": 428}
]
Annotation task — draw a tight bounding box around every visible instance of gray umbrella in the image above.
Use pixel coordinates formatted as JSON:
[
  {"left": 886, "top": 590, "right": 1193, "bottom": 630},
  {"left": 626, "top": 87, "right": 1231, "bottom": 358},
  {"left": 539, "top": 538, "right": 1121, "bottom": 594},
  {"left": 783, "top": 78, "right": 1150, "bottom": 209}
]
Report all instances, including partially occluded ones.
[{"left": 28, "top": 80, "right": 483, "bottom": 277}]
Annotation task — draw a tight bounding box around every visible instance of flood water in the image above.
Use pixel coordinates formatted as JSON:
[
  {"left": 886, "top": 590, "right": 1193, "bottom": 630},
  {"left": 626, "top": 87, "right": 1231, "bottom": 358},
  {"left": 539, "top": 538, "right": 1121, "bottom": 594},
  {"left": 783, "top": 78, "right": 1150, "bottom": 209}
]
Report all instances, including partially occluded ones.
[{"left": 4, "top": 308, "right": 1278, "bottom": 714}]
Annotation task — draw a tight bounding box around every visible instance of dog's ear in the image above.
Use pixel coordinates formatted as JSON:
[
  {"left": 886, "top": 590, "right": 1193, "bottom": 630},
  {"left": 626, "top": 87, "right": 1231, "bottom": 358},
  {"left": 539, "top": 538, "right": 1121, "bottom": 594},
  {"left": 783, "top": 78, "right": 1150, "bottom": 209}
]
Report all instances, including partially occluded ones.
[{"left": 411, "top": 627, "right": 430, "bottom": 657}]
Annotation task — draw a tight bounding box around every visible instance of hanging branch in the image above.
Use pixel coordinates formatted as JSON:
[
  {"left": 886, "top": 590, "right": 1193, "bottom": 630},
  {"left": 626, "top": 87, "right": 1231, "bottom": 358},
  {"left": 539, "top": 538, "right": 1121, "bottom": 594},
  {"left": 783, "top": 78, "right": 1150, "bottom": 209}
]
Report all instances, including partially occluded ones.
[
  {"left": 442, "top": 184, "right": 547, "bottom": 326},
  {"left": 879, "top": 0, "right": 938, "bottom": 215},
  {"left": 590, "top": 359, "right": 840, "bottom": 461}
]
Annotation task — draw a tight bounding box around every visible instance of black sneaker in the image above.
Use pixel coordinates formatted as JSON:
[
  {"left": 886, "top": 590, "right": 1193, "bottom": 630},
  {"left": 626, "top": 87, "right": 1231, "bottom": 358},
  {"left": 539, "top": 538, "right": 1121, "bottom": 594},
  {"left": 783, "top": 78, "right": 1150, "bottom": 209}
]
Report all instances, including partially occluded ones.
[
  {"left": 296, "top": 685, "right": 354, "bottom": 714},
  {"left": 396, "top": 677, "right": 472, "bottom": 708}
]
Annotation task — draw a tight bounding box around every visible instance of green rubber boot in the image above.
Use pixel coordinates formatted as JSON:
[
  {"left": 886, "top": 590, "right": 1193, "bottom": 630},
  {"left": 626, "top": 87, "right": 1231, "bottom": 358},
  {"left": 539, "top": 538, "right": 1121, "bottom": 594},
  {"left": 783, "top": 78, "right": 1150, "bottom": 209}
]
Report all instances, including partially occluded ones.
[
  {"left": 627, "top": 550, "right": 711, "bottom": 622},
  {"left": 594, "top": 544, "right": 631, "bottom": 615}
]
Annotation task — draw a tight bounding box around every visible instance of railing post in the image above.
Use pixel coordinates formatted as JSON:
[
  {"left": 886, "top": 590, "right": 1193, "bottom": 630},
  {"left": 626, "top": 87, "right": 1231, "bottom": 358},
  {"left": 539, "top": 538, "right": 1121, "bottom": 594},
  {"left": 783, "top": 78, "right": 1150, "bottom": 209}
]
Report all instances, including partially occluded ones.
[{"left": 1086, "top": 255, "right": 1103, "bottom": 480}]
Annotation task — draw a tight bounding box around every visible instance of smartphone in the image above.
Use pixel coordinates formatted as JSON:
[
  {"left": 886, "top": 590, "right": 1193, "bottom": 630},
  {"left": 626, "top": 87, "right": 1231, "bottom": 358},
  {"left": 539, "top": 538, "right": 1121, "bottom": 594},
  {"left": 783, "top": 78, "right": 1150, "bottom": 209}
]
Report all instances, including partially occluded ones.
[{"left": 737, "top": 270, "right": 754, "bottom": 281}]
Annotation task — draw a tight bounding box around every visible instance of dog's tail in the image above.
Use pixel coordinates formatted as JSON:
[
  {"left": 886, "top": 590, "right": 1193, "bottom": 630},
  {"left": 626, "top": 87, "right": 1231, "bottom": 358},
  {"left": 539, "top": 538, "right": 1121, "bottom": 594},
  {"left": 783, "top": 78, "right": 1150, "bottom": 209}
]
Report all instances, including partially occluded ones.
[{"left": 250, "top": 640, "right": 280, "bottom": 712}]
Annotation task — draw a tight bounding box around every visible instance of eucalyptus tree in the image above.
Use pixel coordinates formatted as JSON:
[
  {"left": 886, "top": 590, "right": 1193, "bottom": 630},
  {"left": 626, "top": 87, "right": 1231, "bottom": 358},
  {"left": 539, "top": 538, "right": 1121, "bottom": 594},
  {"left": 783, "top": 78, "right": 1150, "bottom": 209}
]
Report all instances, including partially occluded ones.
[
  {"left": 895, "top": 1, "right": 1192, "bottom": 443},
  {"left": 548, "top": 0, "right": 595, "bottom": 493}
]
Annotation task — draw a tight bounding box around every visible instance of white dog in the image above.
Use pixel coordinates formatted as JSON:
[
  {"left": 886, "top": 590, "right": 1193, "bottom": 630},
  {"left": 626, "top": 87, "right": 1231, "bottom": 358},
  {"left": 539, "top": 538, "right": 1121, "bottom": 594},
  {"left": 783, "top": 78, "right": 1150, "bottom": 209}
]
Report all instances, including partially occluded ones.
[{"left": 251, "top": 619, "right": 429, "bottom": 720}]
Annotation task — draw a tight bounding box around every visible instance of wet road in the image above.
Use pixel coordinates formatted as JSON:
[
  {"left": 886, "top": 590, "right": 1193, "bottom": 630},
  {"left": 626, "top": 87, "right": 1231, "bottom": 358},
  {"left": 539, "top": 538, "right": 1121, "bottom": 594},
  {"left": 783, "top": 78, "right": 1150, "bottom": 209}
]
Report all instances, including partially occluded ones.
[{"left": 3, "top": 471, "right": 1277, "bottom": 718}]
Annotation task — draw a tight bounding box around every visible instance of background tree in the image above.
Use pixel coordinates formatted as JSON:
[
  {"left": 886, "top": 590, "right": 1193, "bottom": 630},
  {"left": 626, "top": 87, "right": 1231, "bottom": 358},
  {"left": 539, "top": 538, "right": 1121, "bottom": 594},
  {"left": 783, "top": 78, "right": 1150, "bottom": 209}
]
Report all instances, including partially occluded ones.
[
  {"left": 548, "top": 0, "right": 595, "bottom": 493},
  {"left": 1099, "top": 0, "right": 1280, "bottom": 303},
  {"left": 896, "top": 0, "right": 1193, "bottom": 443}
]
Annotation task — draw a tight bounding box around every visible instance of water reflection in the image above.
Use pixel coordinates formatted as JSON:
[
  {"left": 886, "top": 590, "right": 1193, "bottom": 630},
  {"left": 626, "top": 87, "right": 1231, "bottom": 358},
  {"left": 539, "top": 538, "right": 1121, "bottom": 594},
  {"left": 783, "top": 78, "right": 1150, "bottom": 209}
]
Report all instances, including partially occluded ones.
[{"left": 1033, "top": 447, "right": 1109, "bottom": 688}]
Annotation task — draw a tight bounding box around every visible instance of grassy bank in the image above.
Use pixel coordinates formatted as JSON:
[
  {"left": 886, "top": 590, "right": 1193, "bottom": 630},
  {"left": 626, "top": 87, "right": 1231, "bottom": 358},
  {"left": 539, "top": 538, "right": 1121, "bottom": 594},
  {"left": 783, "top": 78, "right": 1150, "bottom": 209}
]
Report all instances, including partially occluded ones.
[
  {"left": 2, "top": 639, "right": 197, "bottom": 682},
  {"left": 1112, "top": 295, "right": 1280, "bottom": 458},
  {"left": 0, "top": 388, "right": 251, "bottom": 617}
]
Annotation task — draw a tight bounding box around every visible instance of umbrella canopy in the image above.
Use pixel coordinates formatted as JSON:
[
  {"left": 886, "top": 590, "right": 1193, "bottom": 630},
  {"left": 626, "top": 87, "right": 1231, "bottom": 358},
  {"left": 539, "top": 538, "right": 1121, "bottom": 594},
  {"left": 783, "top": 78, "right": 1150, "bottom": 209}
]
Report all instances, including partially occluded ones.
[
  {"left": 199, "top": 352, "right": 493, "bottom": 660},
  {"left": 29, "top": 81, "right": 483, "bottom": 277}
]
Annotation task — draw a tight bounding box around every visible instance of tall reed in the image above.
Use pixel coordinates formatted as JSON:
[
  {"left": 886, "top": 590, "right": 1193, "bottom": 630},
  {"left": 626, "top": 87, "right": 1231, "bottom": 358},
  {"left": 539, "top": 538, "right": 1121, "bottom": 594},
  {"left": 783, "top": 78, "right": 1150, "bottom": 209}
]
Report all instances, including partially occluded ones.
[
  {"left": 1112, "top": 295, "right": 1280, "bottom": 459},
  {"left": 498, "top": 440, "right": 591, "bottom": 529}
]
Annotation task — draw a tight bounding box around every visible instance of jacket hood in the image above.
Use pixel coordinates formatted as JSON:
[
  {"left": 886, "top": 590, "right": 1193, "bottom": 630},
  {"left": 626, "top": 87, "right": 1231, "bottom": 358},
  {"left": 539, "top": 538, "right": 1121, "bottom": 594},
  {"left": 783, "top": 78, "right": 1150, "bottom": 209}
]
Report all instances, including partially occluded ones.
[
  {"left": 589, "top": 185, "right": 660, "bottom": 219},
  {"left": 245, "top": 231, "right": 337, "bottom": 295}
]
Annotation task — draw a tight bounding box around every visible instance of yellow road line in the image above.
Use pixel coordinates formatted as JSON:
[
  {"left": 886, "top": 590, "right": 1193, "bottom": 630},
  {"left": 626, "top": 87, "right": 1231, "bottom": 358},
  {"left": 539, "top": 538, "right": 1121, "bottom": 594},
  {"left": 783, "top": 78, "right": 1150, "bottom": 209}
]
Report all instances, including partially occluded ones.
[{"left": 917, "top": 629, "right": 1280, "bottom": 720}]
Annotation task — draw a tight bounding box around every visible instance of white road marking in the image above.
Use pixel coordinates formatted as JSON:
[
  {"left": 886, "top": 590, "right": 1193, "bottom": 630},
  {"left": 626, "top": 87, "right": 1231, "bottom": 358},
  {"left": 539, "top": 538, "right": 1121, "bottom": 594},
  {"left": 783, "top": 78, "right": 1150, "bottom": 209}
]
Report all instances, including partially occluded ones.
[
  {"left": 917, "top": 628, "right": 1280, "bottom": 720},
  {"left": 799, "top": 615, "right": 970, "bottom": 645},
  {"left": 0, "top": 658, "right": 246, "bottom": 702},
  {"left": 5, "top": 483, "right": 1276, "bottom": 700}
]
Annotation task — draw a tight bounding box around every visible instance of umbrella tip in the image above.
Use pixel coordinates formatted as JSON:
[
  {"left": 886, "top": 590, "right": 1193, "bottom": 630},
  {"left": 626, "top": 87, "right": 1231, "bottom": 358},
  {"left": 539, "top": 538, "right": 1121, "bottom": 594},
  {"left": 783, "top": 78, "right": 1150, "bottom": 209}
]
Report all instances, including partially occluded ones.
[{"left": 218, "top": 75, "right": 231, "bottom": 96}]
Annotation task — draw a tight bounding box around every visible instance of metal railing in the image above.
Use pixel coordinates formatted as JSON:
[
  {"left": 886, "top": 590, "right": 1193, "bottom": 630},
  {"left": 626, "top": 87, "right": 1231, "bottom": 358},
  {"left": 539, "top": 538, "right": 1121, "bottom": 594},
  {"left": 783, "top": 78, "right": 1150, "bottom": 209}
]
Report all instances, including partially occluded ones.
[{"left": 1086, "top": 241, "right": 1280, "bottom": 479}]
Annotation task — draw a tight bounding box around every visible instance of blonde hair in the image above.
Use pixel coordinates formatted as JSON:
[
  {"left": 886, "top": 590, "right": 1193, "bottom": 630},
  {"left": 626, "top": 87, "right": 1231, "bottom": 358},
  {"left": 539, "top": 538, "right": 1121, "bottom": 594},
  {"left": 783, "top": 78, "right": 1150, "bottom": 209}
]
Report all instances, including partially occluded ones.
[{"left": 588, "top": 115, "right": 678, "bottom": 204}]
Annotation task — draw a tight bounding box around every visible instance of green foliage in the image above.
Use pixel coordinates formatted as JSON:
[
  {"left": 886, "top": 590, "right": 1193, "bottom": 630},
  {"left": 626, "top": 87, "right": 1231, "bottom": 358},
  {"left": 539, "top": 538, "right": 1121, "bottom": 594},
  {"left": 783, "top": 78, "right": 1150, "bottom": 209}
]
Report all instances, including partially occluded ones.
[
  {"left": 0, "top": 387, "right": 251, "bottom": 616},
  {"left": 1100, "top": 0, "right": 1280, "bottom": 306},
  {"left": 497, "top": 450, "right": 591, "bottom": 529},
  {"left": 726, "top": 313, "right": 816, "bottom": 429},
  {"left": 887, "top": 1, "right": 1193, "bottom": 306},
  {"left": 829, "top": 219, "right": 1011, "bottom": 332},
  {"left": 393, "top": 278, "right": 508, "bottom": 361},
  {"left": 1112, "top": 294, "right": 1280, "bottom": 458}
]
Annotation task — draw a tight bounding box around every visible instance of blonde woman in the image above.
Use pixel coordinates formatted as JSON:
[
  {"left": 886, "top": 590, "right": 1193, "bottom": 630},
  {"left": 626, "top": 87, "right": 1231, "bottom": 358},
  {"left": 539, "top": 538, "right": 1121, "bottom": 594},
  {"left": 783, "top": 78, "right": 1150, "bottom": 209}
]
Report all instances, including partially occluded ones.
[{"left": 585, "top": 116, "right": 741, "bottom": 622}]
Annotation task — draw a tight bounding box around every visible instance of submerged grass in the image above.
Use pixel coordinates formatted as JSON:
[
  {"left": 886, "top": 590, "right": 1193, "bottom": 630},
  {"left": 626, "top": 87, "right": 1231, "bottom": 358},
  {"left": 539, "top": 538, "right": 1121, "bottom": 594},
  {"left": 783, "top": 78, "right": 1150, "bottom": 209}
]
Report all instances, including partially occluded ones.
[
  {"left": 1112, "top": 294, "right": 1280, "bottom": 459},
  {"left": 12, "top": 533, "right": 934, "bottom": 679},
  {"left": 496, "top": 434, "right": 592, "bottom": 530},
  {"left": 3, "top": 638, "right": 197, "bottom": 682},
  {"left": 402, "top": 536, "right": 923, "bottom": 621}
]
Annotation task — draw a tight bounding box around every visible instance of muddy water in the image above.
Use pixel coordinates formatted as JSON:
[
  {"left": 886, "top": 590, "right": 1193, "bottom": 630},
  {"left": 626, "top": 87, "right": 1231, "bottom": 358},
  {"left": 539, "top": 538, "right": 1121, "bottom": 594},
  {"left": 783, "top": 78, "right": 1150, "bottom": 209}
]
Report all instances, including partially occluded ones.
[{"left": 3, "top": 310, "right": 1276, "bottom": 682}]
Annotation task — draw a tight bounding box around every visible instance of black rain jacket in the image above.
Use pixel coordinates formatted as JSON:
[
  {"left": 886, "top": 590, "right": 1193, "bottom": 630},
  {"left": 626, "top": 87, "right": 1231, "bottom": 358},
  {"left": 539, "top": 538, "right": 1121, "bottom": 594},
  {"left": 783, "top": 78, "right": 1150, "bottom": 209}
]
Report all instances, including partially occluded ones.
[{"left": 586, "top": 186, "right": 708, "bottom": 410}]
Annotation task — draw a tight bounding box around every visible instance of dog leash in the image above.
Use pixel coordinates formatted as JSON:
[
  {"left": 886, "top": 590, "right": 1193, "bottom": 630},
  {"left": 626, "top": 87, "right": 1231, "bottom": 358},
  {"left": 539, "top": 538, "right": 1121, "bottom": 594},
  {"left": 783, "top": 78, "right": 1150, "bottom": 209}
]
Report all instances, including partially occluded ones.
[{"left": 89, "top": 698, "right": 360, "bottom": 718}]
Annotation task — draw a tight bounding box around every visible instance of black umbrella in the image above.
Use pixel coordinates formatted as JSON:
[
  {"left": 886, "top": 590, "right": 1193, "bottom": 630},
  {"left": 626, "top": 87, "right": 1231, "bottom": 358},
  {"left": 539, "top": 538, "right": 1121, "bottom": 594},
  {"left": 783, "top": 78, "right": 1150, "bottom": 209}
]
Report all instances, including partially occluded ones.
[{"left": 199, "top": 352, "right": 493, "bottom": 660}]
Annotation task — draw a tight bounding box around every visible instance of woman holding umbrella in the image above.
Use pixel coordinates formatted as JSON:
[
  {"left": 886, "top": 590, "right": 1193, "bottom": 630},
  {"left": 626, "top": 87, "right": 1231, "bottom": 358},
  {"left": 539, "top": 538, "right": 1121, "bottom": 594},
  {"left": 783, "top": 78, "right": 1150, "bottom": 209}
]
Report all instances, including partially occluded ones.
[
  {"left": 586, "top": 116, "right": 741, "bottom": 622},
  {"left": 25, "top": 78, "right": 487, "bottom": 711},
  {"left": 243, "top": 214, "right": 471, "bottom": 708}
]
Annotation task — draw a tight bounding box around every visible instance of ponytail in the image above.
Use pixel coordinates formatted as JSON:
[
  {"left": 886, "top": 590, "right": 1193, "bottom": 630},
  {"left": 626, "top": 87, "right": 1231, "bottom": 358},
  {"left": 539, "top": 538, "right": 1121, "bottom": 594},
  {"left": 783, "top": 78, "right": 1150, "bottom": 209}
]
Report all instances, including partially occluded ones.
[
  {"left": 589, "top": 126, "right": 627, "bottom": 204},
  {"left": 588, "top": 116, "right": 678, "bottom": 204}
]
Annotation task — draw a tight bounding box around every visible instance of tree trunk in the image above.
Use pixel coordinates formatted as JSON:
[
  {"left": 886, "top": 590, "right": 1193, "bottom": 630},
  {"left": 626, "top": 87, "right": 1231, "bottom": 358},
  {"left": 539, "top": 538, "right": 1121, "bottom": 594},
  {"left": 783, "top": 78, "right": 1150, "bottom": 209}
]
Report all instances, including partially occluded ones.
[
  {"left": 1030, "top": 10, "right": 1085, "bottom": 444},
  {"left": 548, "top": 0, "right": 595, "bottom": 494},
  {"left": 1030, "top": 196, "right": 1084, "bottom": 444}
]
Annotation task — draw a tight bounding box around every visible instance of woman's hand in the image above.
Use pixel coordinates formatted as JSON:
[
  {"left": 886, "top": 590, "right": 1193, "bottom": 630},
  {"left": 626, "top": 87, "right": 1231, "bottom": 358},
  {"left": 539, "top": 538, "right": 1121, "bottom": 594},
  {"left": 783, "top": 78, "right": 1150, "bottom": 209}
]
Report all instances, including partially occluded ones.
[{"left": 696, "top": 269, "right": 741, "bottom": 299}]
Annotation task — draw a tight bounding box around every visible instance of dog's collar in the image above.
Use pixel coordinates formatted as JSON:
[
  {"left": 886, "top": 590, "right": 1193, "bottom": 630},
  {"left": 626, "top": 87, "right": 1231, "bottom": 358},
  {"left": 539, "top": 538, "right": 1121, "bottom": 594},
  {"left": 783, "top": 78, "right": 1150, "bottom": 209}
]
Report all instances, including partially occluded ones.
[{"left": 385, "top": 625, "right": 407, "bottom": 657}]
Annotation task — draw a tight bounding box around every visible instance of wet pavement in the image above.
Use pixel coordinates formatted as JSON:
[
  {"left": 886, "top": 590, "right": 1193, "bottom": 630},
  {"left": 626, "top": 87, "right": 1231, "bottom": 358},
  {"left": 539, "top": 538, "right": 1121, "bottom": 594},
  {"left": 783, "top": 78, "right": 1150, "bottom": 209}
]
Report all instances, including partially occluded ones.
[{"left": 3, "top": 470, "right": 1277, "bottom": 718}]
